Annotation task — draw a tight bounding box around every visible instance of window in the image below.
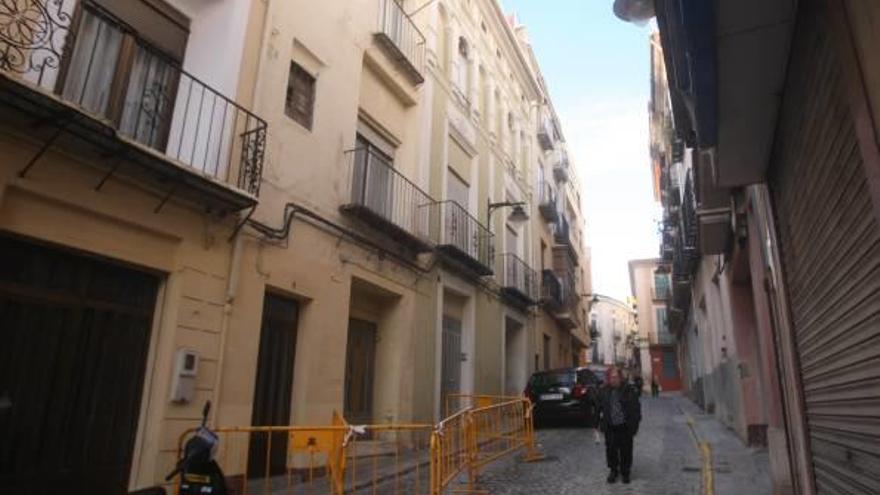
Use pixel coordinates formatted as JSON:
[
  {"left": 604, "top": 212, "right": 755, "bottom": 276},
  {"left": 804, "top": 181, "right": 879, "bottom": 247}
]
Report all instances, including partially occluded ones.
[
  {"left": 285, "top": 61, "right": 316, "bottom": 129},
  {"left": 656, "top": 307, "right": 668, "bottom": 335},
  {"left": 653, "top": 272, "right": 670, "bottom": 299},
  {"left": 61, "top": 1, "right": 188, "bottom": 150},
  {"left": 447, "top": 169, "right": 469, "bottom": 207}
]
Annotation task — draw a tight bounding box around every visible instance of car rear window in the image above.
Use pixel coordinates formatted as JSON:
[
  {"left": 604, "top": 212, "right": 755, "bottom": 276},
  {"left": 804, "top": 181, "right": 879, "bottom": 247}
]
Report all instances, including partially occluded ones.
[{"left": 530, "top": 371, "right": 576, "bottom": 387}]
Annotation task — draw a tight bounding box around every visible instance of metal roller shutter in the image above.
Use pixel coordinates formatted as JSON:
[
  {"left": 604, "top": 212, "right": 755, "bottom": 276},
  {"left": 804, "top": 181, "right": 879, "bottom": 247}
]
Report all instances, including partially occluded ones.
[{"left": 769, "top": 7, "right": 880, "bottom": 494}]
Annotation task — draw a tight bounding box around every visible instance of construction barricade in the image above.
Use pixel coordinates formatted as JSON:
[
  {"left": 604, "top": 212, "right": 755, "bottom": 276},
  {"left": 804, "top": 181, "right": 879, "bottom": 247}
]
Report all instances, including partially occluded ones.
[{"left": 176, "top": 397, "right": 542, "bottom": 494}]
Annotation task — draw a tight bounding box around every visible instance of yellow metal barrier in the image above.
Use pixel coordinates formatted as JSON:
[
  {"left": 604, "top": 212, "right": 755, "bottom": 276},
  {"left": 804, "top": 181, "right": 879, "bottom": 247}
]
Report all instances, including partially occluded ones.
[
  {"left": 444, "top": 394, "right": 520, "bottom": 418},
  {"left": 430, "top": 408, "right": 471, "bottom": 494},
  {"left": 178, "top": 417, "right": 432, "bottom": 494},
  {"left": 176, "top": 401, "right": 542, "bottom": 494}
]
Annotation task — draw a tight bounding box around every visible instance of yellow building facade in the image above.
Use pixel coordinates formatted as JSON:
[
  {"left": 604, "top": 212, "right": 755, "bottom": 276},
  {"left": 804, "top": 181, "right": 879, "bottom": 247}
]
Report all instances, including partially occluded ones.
[{"left": 0, "top": 0, "right": 590, "bottom": 490}]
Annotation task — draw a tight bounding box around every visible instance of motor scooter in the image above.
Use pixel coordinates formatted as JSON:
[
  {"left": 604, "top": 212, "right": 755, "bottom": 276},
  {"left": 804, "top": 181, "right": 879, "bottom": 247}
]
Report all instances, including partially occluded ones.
[{"left": 130, "top": 401, "right": 227, "bottom": 495}]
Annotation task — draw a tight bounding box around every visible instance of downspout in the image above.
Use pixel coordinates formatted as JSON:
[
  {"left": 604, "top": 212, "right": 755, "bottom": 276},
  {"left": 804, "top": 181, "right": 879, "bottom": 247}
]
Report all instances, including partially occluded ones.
[
  {"left": 210, "top": 231, "right": 244, "bottom": 426},
  {"left": 211, "top": 0, "right": 272, "bottom": 425}
]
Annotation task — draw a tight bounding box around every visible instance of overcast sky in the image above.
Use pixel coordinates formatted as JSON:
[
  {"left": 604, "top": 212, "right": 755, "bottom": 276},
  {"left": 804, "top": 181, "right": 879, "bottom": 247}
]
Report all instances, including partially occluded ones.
[{"left": 504, "top": 0, "right": 661, "bottom": 301}]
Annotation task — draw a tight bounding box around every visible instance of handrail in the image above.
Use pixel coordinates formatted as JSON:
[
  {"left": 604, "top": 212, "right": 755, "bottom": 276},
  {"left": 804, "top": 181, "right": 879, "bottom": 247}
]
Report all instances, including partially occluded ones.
[
  {"left": 499, "top": 253, "right": 538, "bottom": 301},
  {"left": 0, "top": 0, "right": 267, "bottom": 196}
]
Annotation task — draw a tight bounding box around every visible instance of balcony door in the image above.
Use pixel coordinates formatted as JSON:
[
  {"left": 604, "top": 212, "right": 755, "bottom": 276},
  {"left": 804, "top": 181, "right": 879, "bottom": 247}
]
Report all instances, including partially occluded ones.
[
  {"left": 445, "top": 169, "right": 470, "bottom": 252},
  {"left": 59, "top": 1, "right": 188, "bottom": 150},
  {"left": 353, "top": 131, "right": 395, "bottom": 221}
]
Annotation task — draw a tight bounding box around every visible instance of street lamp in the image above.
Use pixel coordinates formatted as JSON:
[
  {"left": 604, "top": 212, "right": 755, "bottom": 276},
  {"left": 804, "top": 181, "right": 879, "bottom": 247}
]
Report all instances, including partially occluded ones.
[{"left": 487, "top": 200, "right": 529, "bottom": 226}]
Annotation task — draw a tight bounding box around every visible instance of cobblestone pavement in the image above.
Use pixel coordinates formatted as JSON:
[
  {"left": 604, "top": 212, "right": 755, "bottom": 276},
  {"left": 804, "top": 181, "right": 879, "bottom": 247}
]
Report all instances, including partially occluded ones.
[{"left": 465, "top": 393, "right": 772, "bottom": 495}]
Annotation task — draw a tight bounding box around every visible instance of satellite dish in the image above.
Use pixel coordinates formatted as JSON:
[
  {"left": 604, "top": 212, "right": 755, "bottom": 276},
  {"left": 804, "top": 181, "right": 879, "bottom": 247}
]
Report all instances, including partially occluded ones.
[{"left": 613, "top": 0, "right": 656, "bottom": 25}]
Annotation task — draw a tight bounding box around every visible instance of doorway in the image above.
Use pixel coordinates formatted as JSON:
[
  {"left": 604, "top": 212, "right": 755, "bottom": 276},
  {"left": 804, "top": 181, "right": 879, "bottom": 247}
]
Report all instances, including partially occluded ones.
[
  {"left": 441, "top": 315, "right": 463, "bottom": 411},
  {"left": 249, "top": 293, "right": 299, "bottom": 479},
  {"left": 0, "top": 235, "right": 159, "bottom": 493},
  {"left": 344, "top": 319, "right": 377, "bottom": 424},
  {"left": 504, "top": 317, "right": 526, "bottom": 395}
]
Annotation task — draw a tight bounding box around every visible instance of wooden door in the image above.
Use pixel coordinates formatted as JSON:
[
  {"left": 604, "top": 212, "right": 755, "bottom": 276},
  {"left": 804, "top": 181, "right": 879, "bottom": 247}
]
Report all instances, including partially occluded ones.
[
  {"left": 0, "top": 235, "right": 159, "bottom": 494},
  {"left": 441, "top": 316, "right": 463, "bottom": 410},
  {"left": 344, "top": 319, "right": 377, "bottom": 424},
  {"left": 248, "top": 293, "right": 298, "bottom": 479}
]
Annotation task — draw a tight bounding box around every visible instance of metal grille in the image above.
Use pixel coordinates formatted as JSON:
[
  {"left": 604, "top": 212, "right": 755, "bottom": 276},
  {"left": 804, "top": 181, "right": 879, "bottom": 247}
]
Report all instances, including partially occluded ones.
[{"left": 769, "top": 8, "right": 880, "bottom": 493}]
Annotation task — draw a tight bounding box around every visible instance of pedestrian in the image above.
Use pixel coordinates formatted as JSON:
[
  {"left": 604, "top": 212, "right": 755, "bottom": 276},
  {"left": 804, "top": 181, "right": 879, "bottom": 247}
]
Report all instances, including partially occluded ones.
[
  {"left": 651, "top": 378, "right": 660, "bottom": 397},
  {"left": 597, "top": 366, "right": 641, "bottom": 484},
  {"left": 634, "top": 375, "right": 644, "bottom": 396}
]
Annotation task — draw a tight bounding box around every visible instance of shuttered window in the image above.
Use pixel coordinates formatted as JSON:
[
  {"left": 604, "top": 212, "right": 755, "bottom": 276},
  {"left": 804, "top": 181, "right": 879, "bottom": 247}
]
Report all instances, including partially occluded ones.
[{"left": 285, "top": 62, "right": 316, "bottom": 129}]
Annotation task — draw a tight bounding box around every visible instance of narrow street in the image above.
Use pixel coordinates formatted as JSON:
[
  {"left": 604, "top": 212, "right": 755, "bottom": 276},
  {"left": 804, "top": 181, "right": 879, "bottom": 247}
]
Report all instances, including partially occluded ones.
[{"left": 477, "top": 394, "right": 771, "bottom": 495}]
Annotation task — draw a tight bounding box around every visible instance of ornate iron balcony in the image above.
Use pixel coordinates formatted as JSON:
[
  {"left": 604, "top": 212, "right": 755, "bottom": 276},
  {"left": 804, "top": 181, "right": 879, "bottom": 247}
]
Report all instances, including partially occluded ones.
[
  {"left": 341, "top": 147, "right": 435, "bottom": 251},
  {"left": 499, "top": 253, "right": 538, "bottom": 306},
  {"left": 374, "top": 0, "right": 425, "bottom": 84},
  {"left": 433, "top": 200, "right": 494, "bottom": 276},
  {"left": 0, "top": 0, "right": 266, "bottom": 205},
  {"left": 538, "top": 180, "right": 558, "bottom": 222}
]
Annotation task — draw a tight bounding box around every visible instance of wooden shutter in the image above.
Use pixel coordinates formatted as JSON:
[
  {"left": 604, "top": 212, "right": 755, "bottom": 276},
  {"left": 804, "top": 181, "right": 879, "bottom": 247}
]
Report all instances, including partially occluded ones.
[{"left": 769, "top": 7, "right": 880, "bottom": 493}]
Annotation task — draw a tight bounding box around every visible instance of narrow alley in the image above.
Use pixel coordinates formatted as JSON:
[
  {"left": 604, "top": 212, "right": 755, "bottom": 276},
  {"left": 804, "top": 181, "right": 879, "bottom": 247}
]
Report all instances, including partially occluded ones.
[{"left": 478, "top": 393, "right": 771, "bottom": 494}]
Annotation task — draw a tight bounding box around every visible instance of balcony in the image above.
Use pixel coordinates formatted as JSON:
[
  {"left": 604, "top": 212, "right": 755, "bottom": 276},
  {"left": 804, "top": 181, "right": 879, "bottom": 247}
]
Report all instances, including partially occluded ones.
[
  {"left": 551, "top": 269, "right": 580, "bottom": 330},
  {"left": 374, "top": 0, "right": 425, "bottom": 85},
  {"left": 552, "top": 150, "right": 570, "bottom": 182},
  {"left": 552, "top": 215, "right": 579, "bottom": 265},
  {"left": 499, "top": 254, "right": 538, "bottom": 307},
  {"left": 432, "top": 201, "right": 494, "bottom": 276},
  {"left": 0, "top": 0, "right": 266, "bottom": 212},
  {"left": 537, "top": 117, "right": 555, "bottom": 151},
  {"left": 537, "top": 181, "right": 558, "bottom": 222},
  {"left": 341, "top": 147, "right": 435, "bottom": 252},
  {"left": 541, "top": 269, "right": 564, "bottom": 311},
  {"left": 652, "top": 286, "right": 671, "bottom": 301}
]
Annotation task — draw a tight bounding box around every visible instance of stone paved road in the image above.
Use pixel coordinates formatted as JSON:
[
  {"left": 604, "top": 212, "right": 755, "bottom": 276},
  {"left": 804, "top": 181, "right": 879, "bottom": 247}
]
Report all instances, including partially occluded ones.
[{"left": 466, "top": 393, "right": 771, "bottom": 495}]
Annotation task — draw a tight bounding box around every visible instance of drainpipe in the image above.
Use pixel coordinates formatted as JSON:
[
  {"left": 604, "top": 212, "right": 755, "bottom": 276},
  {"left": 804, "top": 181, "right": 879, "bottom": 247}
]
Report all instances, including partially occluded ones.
[
  {"left": 211, "top": 231, "right": 245, "bottom": 426},
  {"left": 209, "top": 0, "right": 271, "bottom": 426}
]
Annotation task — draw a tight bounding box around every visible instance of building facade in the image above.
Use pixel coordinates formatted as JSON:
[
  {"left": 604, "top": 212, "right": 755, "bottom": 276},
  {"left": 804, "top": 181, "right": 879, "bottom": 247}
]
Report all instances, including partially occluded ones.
[
  {"left": 650, "top": 0, "right": 880, "bottom": 493},
  {"left": 629, "top": 258, "right": 680, "bottom": 392},
  {"left": 588, "top": 295, "right": 636, "bottom": 369},
  {"left": 0, "top": 0, "right": 590, "bottom": 491}
]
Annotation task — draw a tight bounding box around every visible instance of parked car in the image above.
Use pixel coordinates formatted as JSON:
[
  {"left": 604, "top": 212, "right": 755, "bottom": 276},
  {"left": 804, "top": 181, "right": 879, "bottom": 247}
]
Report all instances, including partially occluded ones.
[{"left": 524, "top": 367, "right": 602, "bottom": 426}]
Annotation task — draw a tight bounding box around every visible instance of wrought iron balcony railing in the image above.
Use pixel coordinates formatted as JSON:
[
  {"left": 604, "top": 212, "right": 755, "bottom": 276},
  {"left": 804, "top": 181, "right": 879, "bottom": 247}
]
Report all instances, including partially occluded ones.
[
  {"left": 541, "top": 269, "right": 563, "bottom": 309},
  {"left": 554, "top": 214, "right": 571, "bottom": 246},
  {"left": 499, "top": 253, "right": 538, "bottom": 305},
  {"left": 432, "top": 200, "right": 494, "bottom": 275},
  {"left": 538, "top": 180, "right": 558, "bottom": 222},
  {"left": 552, "top": 149, "right": 570, "bottom": 182},
  {"left": 341, "top": 147, "right": 435, "bottom": 251},
  {"left": 537, "top": 117, "right": 554, "bottom": 151},
  {"left": 0, "top": 0, "right": 266, "bottom": 198},
  {"left": 375, "top": 0, "right": 425, "bottom": 84}
]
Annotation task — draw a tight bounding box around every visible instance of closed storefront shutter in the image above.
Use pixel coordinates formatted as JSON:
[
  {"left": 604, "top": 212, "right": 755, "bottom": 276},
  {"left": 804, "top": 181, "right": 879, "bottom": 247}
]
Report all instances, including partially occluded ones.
[{"left": 769, "top": 8, "right": 880, "bottom": 493}]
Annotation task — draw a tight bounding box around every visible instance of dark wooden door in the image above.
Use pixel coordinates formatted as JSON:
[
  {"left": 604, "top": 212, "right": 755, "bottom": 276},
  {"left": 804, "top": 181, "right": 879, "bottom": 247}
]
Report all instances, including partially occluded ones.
[
  {"left": 248, "top": 293, "right": 298, "bottom": 479},
  {"left": 0, "top": 235, "right": 159, "bottom": 494},
  {"left": 344, "top": 319, "right": 377, "bottom": 424}
]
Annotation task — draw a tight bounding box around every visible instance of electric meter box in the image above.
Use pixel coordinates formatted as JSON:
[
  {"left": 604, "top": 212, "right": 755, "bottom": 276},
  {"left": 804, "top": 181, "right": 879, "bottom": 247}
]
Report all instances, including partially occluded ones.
[{"left": 170, "top": 348, "right": 199, "bottom": 404}]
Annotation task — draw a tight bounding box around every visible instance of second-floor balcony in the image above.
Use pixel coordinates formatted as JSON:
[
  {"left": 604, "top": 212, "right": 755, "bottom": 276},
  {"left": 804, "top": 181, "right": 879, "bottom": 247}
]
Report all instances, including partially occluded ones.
[
  {"left": 537, "top": 116, "right": 555, "bottom": 151},
  {"left": 0, "top": 0, "right": 267, "bottom": 211},
  {"left": 538, "top": 181, "right": 558, "bottom": 222},
  {"left": 499, "top": 253, "right": 538, "bottom": 307},
  {"left": 553, "top": 214, "right": 579, "bottom": 265},
  {"left": 0, "top": 0, "right": 266, "bottom": 211},
  {"left": 341, "top": 147, "right": 435, "bottom": 252},
  {"left": 542, "top": 269, "right": 580, "bottom": 330},
  {"left": 552, "top": 149, "right": 570, "bottom": 182},
  {"left": 374, "top": 0, "right": 425, "bottom": 85},
  {"left": 432, "top": 200, "right": 494, "bottom": 276}
]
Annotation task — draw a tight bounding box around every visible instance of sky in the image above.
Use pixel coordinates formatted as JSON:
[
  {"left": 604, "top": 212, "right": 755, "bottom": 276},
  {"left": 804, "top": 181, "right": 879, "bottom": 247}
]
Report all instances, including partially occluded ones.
[{"left": 503, "top": 0, "right": 661, "bottom": 302}]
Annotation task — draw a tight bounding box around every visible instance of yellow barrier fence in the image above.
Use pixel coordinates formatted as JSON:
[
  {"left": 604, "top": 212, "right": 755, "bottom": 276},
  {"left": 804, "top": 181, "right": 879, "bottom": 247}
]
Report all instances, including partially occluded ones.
[
  {"left": 443, "top": 394, "right": 519, "bottom": 418},
  {"left": 176, "top": 398, "right": 542, "bottom": 494}
]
